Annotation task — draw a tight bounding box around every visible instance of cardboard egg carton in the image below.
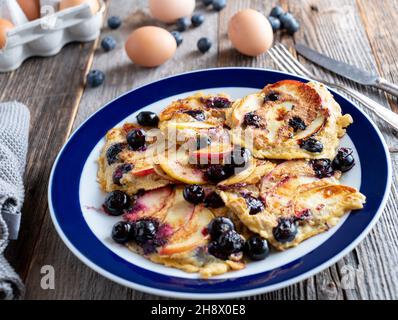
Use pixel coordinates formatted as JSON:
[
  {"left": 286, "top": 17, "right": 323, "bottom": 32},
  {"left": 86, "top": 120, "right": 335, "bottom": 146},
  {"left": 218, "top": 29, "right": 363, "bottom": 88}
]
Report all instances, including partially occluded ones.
[{"left": 0, "top": 0, "right": 105, "bottom": 72}]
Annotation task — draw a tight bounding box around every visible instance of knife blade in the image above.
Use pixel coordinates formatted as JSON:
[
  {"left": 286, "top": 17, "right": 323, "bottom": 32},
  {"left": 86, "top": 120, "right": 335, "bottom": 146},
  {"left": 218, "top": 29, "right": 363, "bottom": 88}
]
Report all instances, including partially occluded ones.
[{"left": 295, "top": 43, "right": 379, "bottom": 86}]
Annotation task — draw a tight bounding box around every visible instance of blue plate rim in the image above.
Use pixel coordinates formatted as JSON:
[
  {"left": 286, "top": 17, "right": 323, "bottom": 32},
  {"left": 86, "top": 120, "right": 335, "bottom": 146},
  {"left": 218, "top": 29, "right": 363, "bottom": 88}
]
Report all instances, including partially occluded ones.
[{"left": 48, "top": 67, "right": 392, "bottom": 299}]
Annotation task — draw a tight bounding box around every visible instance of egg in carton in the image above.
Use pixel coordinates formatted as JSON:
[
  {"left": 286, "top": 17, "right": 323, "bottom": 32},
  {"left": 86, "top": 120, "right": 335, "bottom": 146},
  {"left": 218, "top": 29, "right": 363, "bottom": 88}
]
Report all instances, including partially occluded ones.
[{"left": 0, "top": 0, "right": 105, "bottom": 72}]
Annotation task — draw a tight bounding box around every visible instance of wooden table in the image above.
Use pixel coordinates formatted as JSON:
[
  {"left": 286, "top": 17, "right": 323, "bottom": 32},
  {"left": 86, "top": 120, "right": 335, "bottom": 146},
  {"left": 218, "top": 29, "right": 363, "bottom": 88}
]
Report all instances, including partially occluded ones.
[{"left": 2, "top": 0, "right": 398, "bottom": 300}]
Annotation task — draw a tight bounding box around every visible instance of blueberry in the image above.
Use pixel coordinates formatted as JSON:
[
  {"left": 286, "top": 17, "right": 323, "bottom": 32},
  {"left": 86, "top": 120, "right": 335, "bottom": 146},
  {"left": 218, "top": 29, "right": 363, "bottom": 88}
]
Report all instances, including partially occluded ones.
[
  {"left": 112, "top": 163, "right": 133, "bottom": 186},
  {"left": 197, "top": 37, "right": 212, "bottom": 53},
  {"left": 106, "top": 143, "right": 125, "bottom": 165},
  {"left": 208, "top": 230, "right": 244, "bottom": 260},
  {"left": 212, "top": 0, "right": 227, "bottom": 11},
  {"left": 103, "top": 191, "right": 131, "bottom": 216},
  {"left": 268, "top": 16, "right": 281, "bottom": 31},
  {"left": 196, "top": 135, "right": 211, "bottom": 150},
  {"left": 332, "top": 148, "right": 355, "bottom": 172},
  {"left": 273, "top": 218, "right": 298, "bottom": 243},
  {"left": 288, "top": 116, "right": 307, "bottom": 132},
  {"left": 244, "top": 112, "right": 262, "bottom": 128},
  {"left": 264, "top": 92, "right": 279, "bottom": 102},
  {"left": 204, "top": 192, "right": 225, "bottom": 209},
  {"left": 280, "top": 13, "right": 300, "bottom": 35},
  {"left": 245, "top": 196, "right": 265, "bottom": 215},
  {"left": 270, "top": 6, "right": 285, "bottom": 18},
  {"left": 204, "top": 97, "right": 231, "bottom": 109},
  {"left": 87, "top": 70, "right": 105, "bottom": 87},
  {"left": 171, "top": 31, "right": 183, "bottom": 46},
  {"left": 202, "top": 0, "right": 213, "bottom": 6},
  {"left": 207, "top": 217, "right": 234, "bottom": 240},
  {"left": 244, "top": 236, "right": 270, "bottom": 261},
  {"left": 101, "top": 36, "right": 116, "bottom": 52},
  {"left": 191, "top": 14, "right": 205, "bottom": 27},
  {"left": 310, "top": 159, "right": 334, "bottom": 179},
  {"left": 176, "top": 17, "right": 191, "bottom": 31},
  {"left": 131, "top": 219, "right": 158, "bottom": 246},
  {"left": 136, "top": 111, "right": 159, "bottom": 127},
  {"left": 107, "top": 16, "right": 122, "bottom": 29},
  {"left": 183, "top": 185, "right": 205, "bottom": 204},
  {"left": 111, "top": 221, "right": 133, "bottom": 244},
  {"left": 185, "top": 110, "right": 206, "bottom": 121},
  {"left": 205, "top": 164, "right": 234, "bottom": 183},
  {"left": 126, "top": 129, "right": 146, "bottom": 151},
  {"left": 299, "top": 137, "right": 324, "bottom": 153}
]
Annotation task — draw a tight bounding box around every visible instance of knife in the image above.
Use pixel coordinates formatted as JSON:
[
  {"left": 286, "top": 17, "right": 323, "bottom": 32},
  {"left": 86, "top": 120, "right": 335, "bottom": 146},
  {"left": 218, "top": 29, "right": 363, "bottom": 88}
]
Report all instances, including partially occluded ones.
[{"left": 295, "top": 43, "right": 398, "bottom": 98}]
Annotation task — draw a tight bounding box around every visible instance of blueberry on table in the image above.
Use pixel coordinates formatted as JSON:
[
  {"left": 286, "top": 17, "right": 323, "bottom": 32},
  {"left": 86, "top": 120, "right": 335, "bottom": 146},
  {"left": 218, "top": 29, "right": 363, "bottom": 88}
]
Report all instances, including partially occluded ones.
[
  {"left": 108, "top": 16, "right": 122, "bottom": 29},
  {"left": 126, "top": 128, "right": 146, "bottom": 151},
  {"left": 332, "top": 147, "right": 355, "bottom": 172},
  {"left": 244, "top": 236, "right": 270, "bottom": 261},
  {"left": 280, "top": 12, "right": 300, "bottom": 35},
  {"left": 270, "top": 6, "right": 285, "bottom": 18},
  {"left": 202, "top": 0, "right": 213, "bottom": 6},
  {"left": 101, "top": 36, "right": 116, "bottom": 52},
  {"left": 111, "top": 221, "right": 133, "bottom": 244},
  {"left": 204, "top": 192, "right": 225, "bottom": 209},
  {"left": 208, "top": 230, "right": 244, "bottom": 260},
  {"left": 273, "top": 218, "right": 298, "bottom": 243},
  {"left": 197, "top": 37, "right": 212, "bottom": 53},
  {"left": 268, "top": 16, "right": 281, "bottom": 31},
  {"left": 103, "top": 190, "right": 131, "bottom": 216},
  {"left": 176, "top": 17, "right": 191, "bottom": 32},
  {"left": 207, "top": 217, "right": 234, "bottom": 240},
  {"left": 212, "top": 0, "right": 227, "bottom": 11},
  {"left": 171, "top": 31, "right": 183, "bottom": 46},
  {"left": 183, "top": 185, "right": 205, "bottom": 204},
  {"left": 245, "top": 196, "right": 265, "bottom": 215},
  {"left": 87, "top": 70, "right": 105, "bottom": 87},
  {"left": 191, "top": 14, "right": 205, "bottom": 27},
  {"left": 299, "top": 137, "right": 324, "bottom": 153},
  {"left": 136, "top": 111, "right": 159, "bottom": 127}
]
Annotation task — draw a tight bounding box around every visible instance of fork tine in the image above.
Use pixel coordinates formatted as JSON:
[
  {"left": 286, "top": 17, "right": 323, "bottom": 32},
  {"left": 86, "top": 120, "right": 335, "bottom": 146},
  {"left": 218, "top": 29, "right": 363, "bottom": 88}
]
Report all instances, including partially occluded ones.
[
  {"left": 268, "top": 48, "right": 291, "bottom": 73},
  {"left": 275, "top": 44, "right": 314, "bottom": 78},
  {"left": 272, "top": 45, "right": 307, "bottom": 77}
]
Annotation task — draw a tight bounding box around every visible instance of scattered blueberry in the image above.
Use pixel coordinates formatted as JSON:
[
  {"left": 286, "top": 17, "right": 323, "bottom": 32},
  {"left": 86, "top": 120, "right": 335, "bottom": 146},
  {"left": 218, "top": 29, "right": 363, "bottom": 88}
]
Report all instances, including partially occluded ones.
[
  {"left": 191, "top": 14, "right": 205, "bottom": 27},
  {"left": 204, "top": 192, "right": 225, "bottom": 209},
  {"left": 171, "top": 31, "right": 183, "bottom": 46},
  {"left": 270, "top": 6, "right": 285, "bottom": 18},
  {"left": 208, "top": 217, "right": 234, "bottom": 240},
  {"left": 136, "top": 111, "right": 159, "bottom": 127},
  {"left": 268, "top": 16, "right": 281, "bottom": 31},
  {"left": 264, "top": 92, "right": 279, "bottom": 102},
  {"left": 205, "top": 164, "right": 234, "bottom": 183},
  {"left": 106, "top": 143, "right": 125, "bottom": 165},
  {"left": 126, "top": 129, "right": 146, "bottom": 151},
  {"left": 244, "top": 236, "right": 270, "bottom": 261},
  {"left": 244, "top": 112, "right": 262, "bottom": 128},
  {"left": 245, "top": 196, "right": 265, "bottom": 215},
  {"left": 311, "top": 159, "right": 334, "bottom": 179},
  {"left": 204, "top": 97, "right": 231, "bottom": 108},
  {"left": 280, "top": 12, "right": 300, "bottom": 35},
  {"left": 131, "top": 219, "right": 158, "bottom": 246},
  {"left": 202, "top": 0, "right": 213, "bottom": 6},
  {"left": 208, "top": 230, "right": 244, "bottom": 260},
  {"left": 101, "top": 36, "right": 116, "bottom": 52},
  {"left": 332, "top": 148, "right": 355, "bottom": 172},
  {"left": 107, "top": 16, "right": 122, "bottom": 29},
  {"left": 112, "top": 163, "right": 133, "bottom": 186},
  {"left": 197, "top": 37, "right": 212, "bottom": 53},
  {"left": 183, "top": 185, "right": 205, "bottom": 204},
  {"left": 196, "top": 135, "right": 211, "bottom": 150},
  {"left": 111, "top": 221, "right": 133, "bottom": 244},
  {"left": 87, "top": 70, "right": 105, "bottom": 87},
  {"left": 176, "top": 17, "right": 191, "bottom": 32},
  {"left": 103, "top": 191, "right": 131, "bottom": 216},
  {"left": 288, "top": 116, "right": 307, "bottom": 132},
  {"left": 299, "top": 137, "right": 324, "bottom": 153},
  {"left": 212, "top": 0, "right": 227, "bottom": 11},
  {"left": 185, "top": 110, "right": 206, "bottom": 121},
  {"left": 273, "top": 218, "right": 298, "bottom": 243}
]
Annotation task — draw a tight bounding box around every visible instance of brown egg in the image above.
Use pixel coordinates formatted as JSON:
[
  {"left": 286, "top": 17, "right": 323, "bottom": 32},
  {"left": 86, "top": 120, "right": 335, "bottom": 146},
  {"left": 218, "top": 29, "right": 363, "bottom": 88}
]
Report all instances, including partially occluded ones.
[
  {"left": 149, "top": 0, "right": 195, "bottom": 23},
  {"left": 59, "top": 0, "right": 100, "bottom": 14},
  {"left": 228, "top": 9, "right": 274, "bottom": 57},
  {"left": 0, "top": 18, "right": 14, "bottom": 49},
  {"left": 125, "top": 26, "right": 177, "bottom": 67},
  {"left": 16, "top": 0, "right": 41, "bottom": 21}
]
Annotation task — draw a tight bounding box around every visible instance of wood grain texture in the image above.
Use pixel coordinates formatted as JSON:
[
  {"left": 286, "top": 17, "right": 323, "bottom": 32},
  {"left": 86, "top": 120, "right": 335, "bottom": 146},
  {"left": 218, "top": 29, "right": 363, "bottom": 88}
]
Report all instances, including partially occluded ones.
[{"left": 4, "top": 0, "right": 397, "bottom": 300}]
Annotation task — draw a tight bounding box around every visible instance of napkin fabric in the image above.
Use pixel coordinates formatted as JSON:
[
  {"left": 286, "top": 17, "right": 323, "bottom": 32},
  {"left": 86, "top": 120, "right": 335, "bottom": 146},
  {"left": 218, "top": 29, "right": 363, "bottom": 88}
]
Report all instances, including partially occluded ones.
[{"left": 0, "top": 101, "right": 30, "bottom": 300}]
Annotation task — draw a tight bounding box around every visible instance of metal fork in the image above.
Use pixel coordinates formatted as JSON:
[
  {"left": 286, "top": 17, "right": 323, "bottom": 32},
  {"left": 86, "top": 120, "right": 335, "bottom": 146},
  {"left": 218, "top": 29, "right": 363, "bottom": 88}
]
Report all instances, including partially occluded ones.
[{"left": 268, "top": 43, "right": 398, "bottom": 131}]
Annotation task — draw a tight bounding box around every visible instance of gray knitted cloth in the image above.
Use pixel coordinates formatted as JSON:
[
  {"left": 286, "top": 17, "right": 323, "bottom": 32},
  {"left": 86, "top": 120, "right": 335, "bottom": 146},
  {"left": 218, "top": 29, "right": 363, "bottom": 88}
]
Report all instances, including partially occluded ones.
[{"left": 0, "top": 101, "right": 30, "bottom": 300}]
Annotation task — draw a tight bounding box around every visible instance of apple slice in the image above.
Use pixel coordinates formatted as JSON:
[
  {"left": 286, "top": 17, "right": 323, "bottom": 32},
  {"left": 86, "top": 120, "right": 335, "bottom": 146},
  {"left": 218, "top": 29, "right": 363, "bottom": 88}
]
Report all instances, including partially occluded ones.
[
  {"left": 163, "top": 188, "right": 195, "bottom": 232},
  {"left": 158, "top": 148, "right": 207, "bottom": 185},
  {"left": 159, "top": 205, "right": 214, "bottom": 256},
  {"left": 189, "top": 143, "right": 233, "bottom": 165},
  {"left": 294, "top": 115, "right": 326, "bottom": 140},
  {"left": 229, "top": 94, "right": 264, "bottom": 127},
  {"left": 131, "top": 166, "right": 155, "bottom": 177},
  {"left": 167, "top": 121, "right": 216, "bottom": 130}
]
